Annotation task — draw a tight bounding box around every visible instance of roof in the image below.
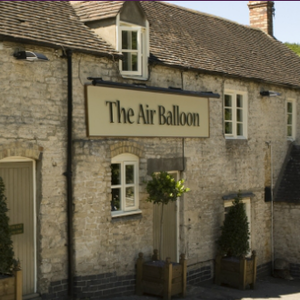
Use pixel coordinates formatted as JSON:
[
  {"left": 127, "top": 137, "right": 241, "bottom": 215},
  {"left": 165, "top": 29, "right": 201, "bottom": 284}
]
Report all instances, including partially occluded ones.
[
  {"left": 0, "top": 1, "right": 119, "bottom": 57},
  {"left": 275, "top": 145, "right": 300, "bottom": 203},
  {"left": 140, "top": 1, "right": 300, "bottom": 89},
  {"left": 74, "top": 1, "right": 300, "bottom": 89},
  {"left": 72, "top": 1, "right": 124, "bottom": 23}
]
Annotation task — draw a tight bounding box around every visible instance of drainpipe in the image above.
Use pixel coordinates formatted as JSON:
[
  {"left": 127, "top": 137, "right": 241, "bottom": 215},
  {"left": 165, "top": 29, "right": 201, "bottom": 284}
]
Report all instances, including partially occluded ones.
[
  {"left": 270, "top": 142, "right": 274, "bottom": 273},
  {"left": 65, "top": 49, "right": 74, "bottom": 299}
]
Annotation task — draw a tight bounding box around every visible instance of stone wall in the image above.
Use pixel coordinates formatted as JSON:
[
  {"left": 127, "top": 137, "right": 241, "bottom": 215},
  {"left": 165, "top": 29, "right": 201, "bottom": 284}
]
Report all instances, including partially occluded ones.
[
  {"left": 274, "top": 202, "right": 300, "bottom": 277},
  {"left": 1, "top": 40, "right": 300, "bottom": 298}
]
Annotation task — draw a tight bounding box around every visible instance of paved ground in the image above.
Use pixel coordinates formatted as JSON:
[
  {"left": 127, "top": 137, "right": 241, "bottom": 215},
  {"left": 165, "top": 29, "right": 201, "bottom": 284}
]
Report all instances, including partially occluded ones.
[{"left": 107, "top": 276, "right": 300, "bottom": 300}]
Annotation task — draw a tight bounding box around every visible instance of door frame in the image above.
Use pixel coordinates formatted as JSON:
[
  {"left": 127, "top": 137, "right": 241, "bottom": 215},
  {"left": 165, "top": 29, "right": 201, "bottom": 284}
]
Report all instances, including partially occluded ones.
[{"left": 0, "top": 156, "right": 37, "bottom": 293}]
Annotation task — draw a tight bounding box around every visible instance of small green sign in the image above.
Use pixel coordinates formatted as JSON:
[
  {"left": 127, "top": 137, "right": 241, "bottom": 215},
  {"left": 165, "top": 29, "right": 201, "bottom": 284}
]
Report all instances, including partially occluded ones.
[{"left": 10, "top": 224, "right": 24, "bottom": 235}]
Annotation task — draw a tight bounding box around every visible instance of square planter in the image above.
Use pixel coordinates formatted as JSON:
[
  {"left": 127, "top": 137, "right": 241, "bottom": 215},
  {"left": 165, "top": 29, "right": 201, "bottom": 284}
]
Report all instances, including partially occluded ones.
[
  {"left": 136, "top": 250, "right": 187, "bottom": 300},
  {"left": 215, "top": 250, "right": 257, "bottom": 290},
  {"left": 0, "top": 269, "right": 22, "bottom": 300}
]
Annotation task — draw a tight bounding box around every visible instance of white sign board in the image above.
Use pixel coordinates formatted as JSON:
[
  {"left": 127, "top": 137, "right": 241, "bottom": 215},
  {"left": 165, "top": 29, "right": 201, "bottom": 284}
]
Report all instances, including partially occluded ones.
[{"left": 86, "top": 85, "right": 210, "bottom": 137}]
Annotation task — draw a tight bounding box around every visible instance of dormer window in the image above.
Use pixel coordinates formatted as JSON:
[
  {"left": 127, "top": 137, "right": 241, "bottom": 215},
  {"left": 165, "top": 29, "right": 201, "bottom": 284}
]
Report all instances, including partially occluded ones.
[
  {"left": 116, "top": 0, "right": 149, "bottom": 80},
  {"left": 118, "top": 20, "right": 149, "bottom": 79},
  {"left": 74, "top": 1, "right": 149, "bottom": 80}
]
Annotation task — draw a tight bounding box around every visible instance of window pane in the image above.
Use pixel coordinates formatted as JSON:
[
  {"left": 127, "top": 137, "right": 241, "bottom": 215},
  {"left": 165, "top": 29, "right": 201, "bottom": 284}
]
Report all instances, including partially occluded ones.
[
  {"left": 126, "top": 165, "right": 134, "bottom": 184},
  {"left": 111, "top": 164, "right": 121, "bottom": 185},
  {"left": 287, "top": 114, "right": 292, "bottom": 125},
  {"left": 132, "top": 53, "right": 138, "bottom": 71},
  {"left": 132, "top": 31, "right": 137, "bottom": 50},
  {"left": 225, "top": 95, "right": 232, "bottom": 107},
  {"left": 287, "top": 126, "right": 292, "bottom": 137},
  {"left": 111, "top": 188, "right": 121, "bottom": 211},
  {"left": 287, "top": 102, "right": 293, "bottom": 113},
  {"left": 225, "top": 108, "right": 232, "bottom": 121},
  {"left": 237, "top": 109, "right": 243, "bottom": 122},
  {"left": 237, "top": 123, "right": 243, "bottom": 136},
  {"left": 237, "top": 95, "right": 243, "bottom": 108},
  {"left": 122, "top": 31, "right": 138, "bottom": 50},
  {"left": 122, "top": 52, "right": 129, "bottom": 70},
  {"left": 122, "top": 52, "right": 138, "bottom": 71},
  {"left": 225, "top": 122, "right": 232, "bottom": 134},
  {"left": 122, "top": 31, "right": 129, "bottom": 49},
  {"left": 125, "top": 187, "right": 135, "bottom": 208}
]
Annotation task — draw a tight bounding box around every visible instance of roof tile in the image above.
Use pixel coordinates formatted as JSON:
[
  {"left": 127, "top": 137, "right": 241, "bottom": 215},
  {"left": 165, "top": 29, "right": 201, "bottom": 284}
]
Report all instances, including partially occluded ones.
[
  {"left": 0, "top": 1, "right": 120, "bottom": 56},
  {"left": 140, "top": 1, "right": 300, "bottom": 88}
]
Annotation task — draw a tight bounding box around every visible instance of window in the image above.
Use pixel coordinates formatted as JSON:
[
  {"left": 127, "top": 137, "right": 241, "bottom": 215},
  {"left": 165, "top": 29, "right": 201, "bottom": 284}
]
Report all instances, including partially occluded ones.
[
  {"left": 287, "top": 99, "right": 296, "bottom": 140},
  {"left": 224, "top": 198, "right": 251, "bottom": 255},
  {"left": 118, "top": 19, "right": 149, "bottom": 79},
  {"left": 110, "top": 153, "right": 140, "bottom": 217},
  {"left": 224, "top": 91, "right": 248, "bottom": 139}
]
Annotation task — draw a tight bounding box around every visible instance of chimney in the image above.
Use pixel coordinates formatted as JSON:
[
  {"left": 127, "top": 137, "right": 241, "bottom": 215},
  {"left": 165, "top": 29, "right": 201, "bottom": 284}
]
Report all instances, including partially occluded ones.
[{"left": 248, "top": 1, "right": 274, "bottom": 36}]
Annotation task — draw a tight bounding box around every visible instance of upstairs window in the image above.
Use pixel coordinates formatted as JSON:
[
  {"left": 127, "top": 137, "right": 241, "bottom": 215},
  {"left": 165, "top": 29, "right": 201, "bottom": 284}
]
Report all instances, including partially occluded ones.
[
  {"left": 111, "top": 153, "right": 140, "bottom": 217},
  {"left": 118, "top": 20, "right": 149, "bottom": 79},
  {"left": 224, "top": 91, "right": 248, "bottom": 139},
  {"left": 121, "top": 28, "right": 139, "bottom": 73},
  {"left": 287, "top": 99, "right": 296, "bottom": 140}
]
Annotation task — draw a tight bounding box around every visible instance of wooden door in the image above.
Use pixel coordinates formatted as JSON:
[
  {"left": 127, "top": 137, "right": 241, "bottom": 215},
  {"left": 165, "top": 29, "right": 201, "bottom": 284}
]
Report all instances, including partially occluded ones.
[
  {"left": 0, "top": 162, "right": 35, "bottom": 296},
  {"left": 153, "top": 171, "right": 178, "bottom": 262}
]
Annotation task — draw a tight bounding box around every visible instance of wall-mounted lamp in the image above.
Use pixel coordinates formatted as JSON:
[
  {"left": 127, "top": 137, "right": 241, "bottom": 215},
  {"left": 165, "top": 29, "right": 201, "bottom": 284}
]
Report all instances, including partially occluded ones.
[
  {"left": 260, "top": 90, "right": 281, "bottom": 97},
  {"left": 13, "top": 50, "right": 49, "bottom": 62}
]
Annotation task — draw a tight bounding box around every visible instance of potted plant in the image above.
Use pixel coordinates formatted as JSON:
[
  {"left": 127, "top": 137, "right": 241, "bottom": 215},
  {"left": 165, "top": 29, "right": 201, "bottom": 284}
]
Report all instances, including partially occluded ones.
[
  {"left": 136, "top": 171, "right": 190, "bottom": 300},
  {"left": 0, "top": 176, "right": 22, "bottom": 300},
  {"left": 215, "top": 192, "right": 257, "bottom": 290}
]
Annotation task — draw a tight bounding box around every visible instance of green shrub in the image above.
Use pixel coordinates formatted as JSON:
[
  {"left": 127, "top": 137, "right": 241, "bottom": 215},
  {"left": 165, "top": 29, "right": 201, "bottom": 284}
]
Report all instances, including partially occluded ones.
[
  {"left": 0, "top": 177, "right": 15, "bottom": 274},
  {"left": 217, "top": 193, "right": 250, "bottom": 258}
]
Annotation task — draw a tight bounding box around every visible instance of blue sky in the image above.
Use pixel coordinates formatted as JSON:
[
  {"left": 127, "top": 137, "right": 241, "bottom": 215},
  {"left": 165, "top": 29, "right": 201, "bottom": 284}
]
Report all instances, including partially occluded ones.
[{"left": 165, "top": 1, "right": 300, "bottom": 44}]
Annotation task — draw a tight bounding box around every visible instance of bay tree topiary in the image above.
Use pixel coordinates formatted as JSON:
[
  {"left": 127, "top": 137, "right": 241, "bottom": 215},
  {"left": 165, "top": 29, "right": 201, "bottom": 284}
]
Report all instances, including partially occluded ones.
[
  {"left": 146, "top": 171, "right": 190, "bottom": 259},
  {"left": 0, "top": 176, "right": 15, "bottom": 274},
  {"left": 217, "top": 192, "right": 250, "bottom": 258}
]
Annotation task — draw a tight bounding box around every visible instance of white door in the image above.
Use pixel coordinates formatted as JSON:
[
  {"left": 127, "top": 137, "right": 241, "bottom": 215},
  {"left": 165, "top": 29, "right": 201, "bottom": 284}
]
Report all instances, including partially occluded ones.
[
  {"left": 0, "top": 161, "right": 35, "bottom": 296},
  {"left": 153, "top": 171, "right": 179, "bottom": 262}
]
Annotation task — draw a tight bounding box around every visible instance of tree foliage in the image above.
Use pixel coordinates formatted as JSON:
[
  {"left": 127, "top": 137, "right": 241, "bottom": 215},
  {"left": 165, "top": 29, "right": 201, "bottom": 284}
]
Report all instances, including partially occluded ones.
[
  {"left": 285, "top": 43, "right": 300, "bottom": 57},
  {"left": 217, "top": 193, "right": 250, "bottom": 258},
  {"left": 0, "top": 177, "right": 15, "bottom": 274},
  {"left": 146, "top": 171, "right": 190, "bottom": 205}
]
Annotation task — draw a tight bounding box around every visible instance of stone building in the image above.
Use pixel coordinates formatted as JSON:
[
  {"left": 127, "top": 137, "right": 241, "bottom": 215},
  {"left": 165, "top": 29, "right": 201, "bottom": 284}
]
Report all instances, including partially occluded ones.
[{"left": 0, "top": 1, "right": 300, "bottom": 299}]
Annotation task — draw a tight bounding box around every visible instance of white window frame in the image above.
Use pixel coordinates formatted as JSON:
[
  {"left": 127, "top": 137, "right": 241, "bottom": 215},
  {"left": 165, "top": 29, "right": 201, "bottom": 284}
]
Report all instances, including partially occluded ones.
[
  {"left": 224, "top": 198, "right": 251, "bottom": 256},
  {"left": 117, "top": 15, "right": 149, "bottom": 79},
  {"left": 286, "top": 99, "right": 296, "bottom": 140},
  {"left": 224, "top": 90, "right": 248, "bottom": 139},
  {"left": 111, "top": 153, "right": 141, "bottom": 218}
]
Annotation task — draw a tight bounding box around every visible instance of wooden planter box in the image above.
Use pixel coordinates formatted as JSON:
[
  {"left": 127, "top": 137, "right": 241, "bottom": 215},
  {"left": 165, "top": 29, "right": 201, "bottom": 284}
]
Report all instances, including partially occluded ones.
[
  {"left": 215, "top": 250, "right": 257, "bottom": 290},
  {"left": 136, "top": 250, "right": 187, "bottom": 300},
  {"left": 0, "top": 269, "right": 22, "bottom": 300}
]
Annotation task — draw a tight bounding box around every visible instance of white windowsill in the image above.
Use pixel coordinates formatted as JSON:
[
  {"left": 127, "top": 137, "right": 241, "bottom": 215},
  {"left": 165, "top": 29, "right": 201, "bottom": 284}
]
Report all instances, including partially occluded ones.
[
  {"left": 121, "top": 74, "right": 148, "bottom": 81},
  {"left": 111, "top": 209, "right": 142, "bottom": 218},
  {"left": 225, "top": 136, "right": 248, "bottom": 140}
]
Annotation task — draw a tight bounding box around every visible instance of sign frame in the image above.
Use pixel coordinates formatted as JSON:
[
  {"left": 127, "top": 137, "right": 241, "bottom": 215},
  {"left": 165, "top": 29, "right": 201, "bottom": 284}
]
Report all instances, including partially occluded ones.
[{"left": 85, "top": 83, "right": 215, "bottom": 138}]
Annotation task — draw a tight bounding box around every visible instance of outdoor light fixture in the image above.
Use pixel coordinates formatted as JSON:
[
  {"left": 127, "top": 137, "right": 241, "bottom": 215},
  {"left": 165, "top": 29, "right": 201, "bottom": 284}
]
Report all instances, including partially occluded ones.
[
  {"left": 260, "top": 90, "right": 281, "bottom": 97},
  {"left": 13, "top": 50, "right": 49, "bottom": 62}
]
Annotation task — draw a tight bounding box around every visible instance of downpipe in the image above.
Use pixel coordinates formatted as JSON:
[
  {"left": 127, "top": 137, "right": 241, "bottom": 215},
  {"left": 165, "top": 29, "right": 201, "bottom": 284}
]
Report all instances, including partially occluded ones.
[{"left": 64, "top": 49, "right": 74, "bottom": 299}]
